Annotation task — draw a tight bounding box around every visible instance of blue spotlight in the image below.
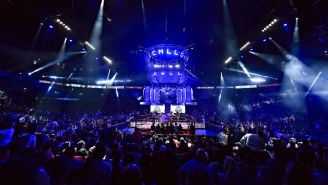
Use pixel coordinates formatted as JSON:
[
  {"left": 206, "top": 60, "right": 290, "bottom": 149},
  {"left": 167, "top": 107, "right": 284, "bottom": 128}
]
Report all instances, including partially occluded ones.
[
  {"left": 96, "top": 57, "right": 99, "bottom": 60},
  {"left": 262, "top": 38, "right": 267, "bottom": 42},
  {"left": 283, "top": 23, "right": 288, "bottom": 27},
  {"left": 69, "top": 39, "right": 73, "bottom": 42},
  {"left": 48, "top": 25, "right": 54, "bottom": 29}
]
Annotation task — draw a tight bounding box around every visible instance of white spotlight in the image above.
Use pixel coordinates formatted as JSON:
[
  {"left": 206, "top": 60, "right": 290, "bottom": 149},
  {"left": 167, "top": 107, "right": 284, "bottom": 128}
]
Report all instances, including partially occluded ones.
[
  {"left": 240, "top": 42, "right": 251, "bottom": 51},
  {"left": 103, "top": 56, "right": 112, "bottom": 64},
  {"left": 85, "top": 41, "right": 96, "bottom": 50},
  {"left": 250, "top": 77, "right": 266, "bottom": 83},
  {"left": 224, "top": 57, "right": 233, "bottom": 64}
]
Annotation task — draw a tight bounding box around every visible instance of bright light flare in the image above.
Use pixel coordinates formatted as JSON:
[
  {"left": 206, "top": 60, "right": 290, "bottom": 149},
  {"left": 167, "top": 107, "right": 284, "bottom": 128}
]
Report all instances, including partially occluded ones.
[
  {"left": 224, "top": 57, "right": 233, "bottom": 64},
  {"left": 85, "top": 41, "right": 96, "bottom": 50},
  {"left": 240, "top": 42, "right": 251, "bottom": 51},
  {"left": 103, "top": 56, "right": 112, "bottom": 64},
  {"left": 250, "top": 77, "right": 266, "bottom": 83}
]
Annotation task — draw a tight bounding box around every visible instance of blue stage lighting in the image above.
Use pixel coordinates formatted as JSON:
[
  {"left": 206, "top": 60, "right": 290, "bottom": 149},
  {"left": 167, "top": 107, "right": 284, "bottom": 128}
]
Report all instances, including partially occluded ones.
[
  {"left": 250, "top": 77, "right": 266, "bottom": 83},
  {"left": 69, "top": 39, "right": 73, "bottom": 42},
  {"left": 48, "top": 25, "right": 54, "bottom": 29},
  {"left": 283, "top": 23, "right": 288, "bottom": 27},
  {"left": 262, "top": 39, "right": 267, "bottom": 42}
]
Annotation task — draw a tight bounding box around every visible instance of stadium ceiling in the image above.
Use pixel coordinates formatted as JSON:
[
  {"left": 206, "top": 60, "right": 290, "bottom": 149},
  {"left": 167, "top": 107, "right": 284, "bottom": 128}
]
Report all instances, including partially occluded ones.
[{"left": 0, "top": 0, "right": 327, "bottom": 85}]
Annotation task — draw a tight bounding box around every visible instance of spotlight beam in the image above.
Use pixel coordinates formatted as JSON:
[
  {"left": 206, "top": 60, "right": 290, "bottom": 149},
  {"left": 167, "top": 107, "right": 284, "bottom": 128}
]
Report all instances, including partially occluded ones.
[
  {"left": 223, "top": 0, "right": 238, "bottom": 55},
  {"left": 238, "top": 61, "right": 251, "bottom": 78},
  {"left": 289, "top": 76, "right": 298, "bottom": 93},
  {"left": 269, "top": 38, "right": 289, "bottom": 56},
  {"left": 220, "top": 72, "right": 225, "bottom": 86},
  {"left": 89, "top": 0, "right": 104, "bottom": 52},
  {"left": 106, "top": 69, "right": 111, "bottom": 80},
  {"left": 96, "top": 72, "right": 118, "bottom": 85},
  {"left": 225, "top": 68, "right": 277, "bottom": 80},
  {"left": 218, "top": 89, "right": 223, "bottom": 102},
  {"left": 28, "top": 52, "right": 84, "bottom": 76},
  {"left": 305, "top": 71, "right": 322, "bottom": 96},
  {"left": 292, "top": 17, "right": 300, "bottom": 55},
  {"left": 30, "top": 23, "right": 43, "bottom": 50},
  {"left": 141, "top": 0, "right": 148, "bottom": 31}
]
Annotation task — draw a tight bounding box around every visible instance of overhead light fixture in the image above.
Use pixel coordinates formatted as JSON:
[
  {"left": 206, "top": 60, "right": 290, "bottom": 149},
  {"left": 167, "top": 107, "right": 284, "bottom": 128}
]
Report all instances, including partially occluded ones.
[
  {"left": 54, "top": 18, "right": 71, "bottom": 31},
  {"left": 240, "top": 42, "right": 251, "bottom": 51},
  {"left": 262, "top": 18, "right": 279, "bottom": 33},
  {"left": 85, "top": 41, "right": 96, "bottom": 50},
  {"left": 103, "top": 56, "right": 112, "bottom": 64},
  {"left": 224, "top": 57, "right": 233, "bottom": 64}
]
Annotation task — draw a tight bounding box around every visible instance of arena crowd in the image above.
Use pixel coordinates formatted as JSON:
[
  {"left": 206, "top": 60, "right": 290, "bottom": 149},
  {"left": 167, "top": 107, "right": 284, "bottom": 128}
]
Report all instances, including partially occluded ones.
[{"left": 0, "top": 104, "right": 328, "bottom": 185}]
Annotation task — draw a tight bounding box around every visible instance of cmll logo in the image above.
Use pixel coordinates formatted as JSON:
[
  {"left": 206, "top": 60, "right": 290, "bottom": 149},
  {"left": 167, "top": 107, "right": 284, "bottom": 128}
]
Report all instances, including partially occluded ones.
[{"left": 151, "top": 49, "right": 180, "bottom": 56}]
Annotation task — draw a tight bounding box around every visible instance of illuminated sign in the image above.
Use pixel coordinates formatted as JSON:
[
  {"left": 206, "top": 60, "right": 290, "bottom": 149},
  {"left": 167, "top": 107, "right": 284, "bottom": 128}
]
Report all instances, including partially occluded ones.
[{"left": 151, "top": 48, "right": 180, "bottom": 56}]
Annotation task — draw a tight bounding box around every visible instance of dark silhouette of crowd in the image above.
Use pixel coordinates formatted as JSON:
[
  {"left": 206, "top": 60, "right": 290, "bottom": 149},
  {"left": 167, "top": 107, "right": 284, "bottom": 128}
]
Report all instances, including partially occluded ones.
[{"left": 0, "top": 106, "right": 328, "bottom": 185}]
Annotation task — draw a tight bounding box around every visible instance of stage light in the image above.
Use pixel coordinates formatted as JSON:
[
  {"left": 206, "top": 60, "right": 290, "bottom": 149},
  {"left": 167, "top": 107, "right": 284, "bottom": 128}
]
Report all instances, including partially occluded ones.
[
  {"left": 154, "top": 64, "right": 162, "bottom": 68},
  {"left": 102, "top": 56, "right": 112, "bottom": 64},
  {"left": 262, "top": 38, "right": 267, "bottom": 42},
  {"left": 49, "top": 25, "right": 54, "bottom": 29},
  {"left": 261, "top": 18, "right": 279, "bottom": 33},
  {"left": 69, "top": 39, "right": 73, "bottom": 42},
  {"left": 161, "top": 72, "right": 165, "bottom": 75},
  {"left": 56, "top": 19, "right": 60, "bottom": 22},
  {"left": 283, "top": 23, "right": 288, "bottom": 27},
  {"left": 250, "top": 77, "right": 266, "bottom": 83},
  {"left": 240, "top": 42, "right": 251, "bottom": 51},
  {"left": 175, "top": 64, "right": 180, "bottom": 68},
  {"left": 168, "top": 65, "right": 173, "bottom": 68},
  {"left": 224, "top": 56, "right": 233, "bottom": 64},
  {"left": 85, "top": 41, "right": 96, "bottom": 50},
  {"left": 28, "top": 73, "right": 32, "bottom": 76}
]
